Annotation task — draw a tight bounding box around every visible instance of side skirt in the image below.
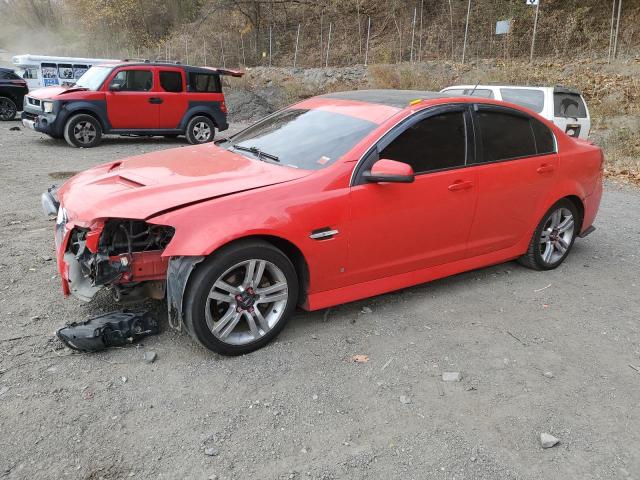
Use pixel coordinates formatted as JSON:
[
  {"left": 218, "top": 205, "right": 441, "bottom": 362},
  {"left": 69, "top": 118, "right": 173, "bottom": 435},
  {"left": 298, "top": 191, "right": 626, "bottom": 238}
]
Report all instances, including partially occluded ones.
[{"left": 303, "top": 246, "right": 524, "bottom": 311}]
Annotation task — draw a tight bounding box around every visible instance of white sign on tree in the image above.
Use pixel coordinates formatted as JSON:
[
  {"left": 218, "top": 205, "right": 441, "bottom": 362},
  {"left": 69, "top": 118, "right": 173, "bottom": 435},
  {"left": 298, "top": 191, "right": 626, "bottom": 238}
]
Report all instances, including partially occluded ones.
[{"left": 526, "top": 0, "right": 539, "bottom": 5}]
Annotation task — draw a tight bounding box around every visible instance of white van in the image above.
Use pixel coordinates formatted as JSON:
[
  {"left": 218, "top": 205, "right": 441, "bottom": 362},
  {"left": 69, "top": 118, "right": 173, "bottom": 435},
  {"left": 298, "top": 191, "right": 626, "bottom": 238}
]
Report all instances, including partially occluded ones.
[
  {"left": 440, "top": 85, "right": 591, "bottom": 139},
  {"left": 11, "top": 54, "right": 118, "bottom": 90}
]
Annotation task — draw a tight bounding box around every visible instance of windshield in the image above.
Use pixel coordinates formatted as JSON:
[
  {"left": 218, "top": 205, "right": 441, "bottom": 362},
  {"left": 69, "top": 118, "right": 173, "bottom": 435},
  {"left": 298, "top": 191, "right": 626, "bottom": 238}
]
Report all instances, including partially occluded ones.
[
  {"left": 224, "top": 108, "right": 378, "bottom": 170},
  {"left": 75, "top": 66, "right": 113, "bottom": 90}
]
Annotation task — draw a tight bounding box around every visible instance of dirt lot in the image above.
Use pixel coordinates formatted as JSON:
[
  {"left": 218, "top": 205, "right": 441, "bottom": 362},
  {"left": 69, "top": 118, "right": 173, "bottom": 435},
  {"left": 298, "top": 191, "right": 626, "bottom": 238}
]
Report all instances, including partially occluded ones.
[{"left": 0, "top": 118, "right": 639, "bottom": 480}]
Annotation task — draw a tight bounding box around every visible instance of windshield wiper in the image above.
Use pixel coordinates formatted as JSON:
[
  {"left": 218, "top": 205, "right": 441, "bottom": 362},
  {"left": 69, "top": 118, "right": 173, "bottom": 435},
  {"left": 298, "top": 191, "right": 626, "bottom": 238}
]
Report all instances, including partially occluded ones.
[{"left": 232, "top": 144, "right": 280, "bottom": 162}]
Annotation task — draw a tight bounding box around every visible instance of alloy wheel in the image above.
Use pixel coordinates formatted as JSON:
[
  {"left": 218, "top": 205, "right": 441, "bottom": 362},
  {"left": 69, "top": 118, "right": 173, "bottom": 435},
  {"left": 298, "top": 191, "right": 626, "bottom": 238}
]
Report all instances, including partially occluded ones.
[
  {"left": 193, "top": 122, "right": 211, "bottom": 142},
  {"left": 73, "top": 121, "right": 97, "bottom": 145},
  {"left": 539, "top": 207, "right": 575, "bottom": 265},
  {"left": 205, "top": 259, "right": 289, "bottom": 346}
]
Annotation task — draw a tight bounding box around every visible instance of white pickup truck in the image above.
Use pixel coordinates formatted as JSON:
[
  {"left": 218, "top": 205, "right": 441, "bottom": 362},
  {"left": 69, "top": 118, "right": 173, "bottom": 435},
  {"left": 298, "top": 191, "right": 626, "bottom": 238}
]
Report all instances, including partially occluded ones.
[{"left": 440, "top": 85, "right": 590, "bottom": 139}]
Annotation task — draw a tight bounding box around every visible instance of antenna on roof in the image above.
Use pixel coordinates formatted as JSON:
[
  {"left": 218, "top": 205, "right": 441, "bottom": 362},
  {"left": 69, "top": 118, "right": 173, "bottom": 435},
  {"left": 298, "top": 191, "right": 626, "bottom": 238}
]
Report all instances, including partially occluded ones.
[{"left": 469, "top": 81, "right": 480, "bottom": 96}]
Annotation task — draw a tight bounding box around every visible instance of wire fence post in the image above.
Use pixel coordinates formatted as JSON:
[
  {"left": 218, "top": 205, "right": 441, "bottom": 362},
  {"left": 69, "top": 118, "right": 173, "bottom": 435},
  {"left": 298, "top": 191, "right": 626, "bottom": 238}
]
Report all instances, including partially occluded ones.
[
  {"left": 613, "top": 0, "right": 623, "bottom": 59},
  {"left": 269, "top": 25, "right": 273, "bottom": 67},
  {"left": 293, "top": 24, "right": 301, "bottom": 68},
  {"left": 241, "top": 33, "right": 246, "bottom": 66},
  {"left": 364, "top": 16, "right": 371, "bottom": 66},
  {"left": 462, "top": 0, "right": 472, "bottom": 64},
  {"left": 608, "top": 0, "right": 617, "bottom": 62},
  {"left": 325, "top": 22, "right": 332, "bottom": 68},
  {"left": 185, "top": 37, "right": 188, "bottom": 64},
  {"left": 203, "top": 37, "right": 207, "bottom": 66},
  {"left": 418, "top": 0, "right": 424, "bottom": 62},
  {"left": 529, "top": 0, "right": 541, "bottom": 63},
  {"left": 410, "top": 7, "right": 417, "bottom": 63},
  {"left": 220, "top": 36, "right": 225, "bottom": 68}
]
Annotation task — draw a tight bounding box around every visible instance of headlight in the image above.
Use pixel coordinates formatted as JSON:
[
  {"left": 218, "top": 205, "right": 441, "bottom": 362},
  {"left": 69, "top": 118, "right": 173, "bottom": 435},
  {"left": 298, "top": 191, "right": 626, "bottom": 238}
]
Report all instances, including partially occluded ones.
[
  {"left": 42, "top": 101, "right": 54, "bottom": 113},
  {"left": 56, "top": 207, "right": 68, "bottom": 225}
]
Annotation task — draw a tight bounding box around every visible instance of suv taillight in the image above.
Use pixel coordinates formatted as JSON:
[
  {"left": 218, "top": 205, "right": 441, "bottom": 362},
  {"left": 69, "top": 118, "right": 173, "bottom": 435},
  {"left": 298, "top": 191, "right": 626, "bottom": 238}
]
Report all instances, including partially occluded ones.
[{"left": 220, "top": 101, "right": 227, "bottom": 113}]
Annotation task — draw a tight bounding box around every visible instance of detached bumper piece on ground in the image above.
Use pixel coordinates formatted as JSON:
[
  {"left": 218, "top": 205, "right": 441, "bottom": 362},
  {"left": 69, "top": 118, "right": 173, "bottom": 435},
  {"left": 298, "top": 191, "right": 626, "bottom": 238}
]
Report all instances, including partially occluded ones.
[{"left": 56, "top": 310, "right": 159, "bottom": 352}]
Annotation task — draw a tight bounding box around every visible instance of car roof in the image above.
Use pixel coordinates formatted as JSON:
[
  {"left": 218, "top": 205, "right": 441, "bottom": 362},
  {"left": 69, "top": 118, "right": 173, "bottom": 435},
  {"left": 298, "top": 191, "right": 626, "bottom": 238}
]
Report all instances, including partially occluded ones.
[
  {"left": 0, "top": 67, "right": 14, "bottom": 72},
  {"left": 94, "top": 61, "right": 243, "bottom": 77},
  {"left": 320, "top": 89, "right": 448, "bottom": 108}
]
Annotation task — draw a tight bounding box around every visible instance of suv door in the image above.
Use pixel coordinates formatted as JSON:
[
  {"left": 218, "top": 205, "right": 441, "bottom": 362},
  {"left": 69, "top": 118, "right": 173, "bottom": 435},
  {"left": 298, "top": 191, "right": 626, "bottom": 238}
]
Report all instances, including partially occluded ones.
[
  {"left": 346, "top": 105, "right": 478, "bottom": 285},
  {"left": 156, "top": 68, "right": 187, "bottom": 129},
  {"left": 466, "top": 105, "right": 558, "bottom": 257},
  {"left": 105, "top": 67, "right": 158, "bottom": 129}
]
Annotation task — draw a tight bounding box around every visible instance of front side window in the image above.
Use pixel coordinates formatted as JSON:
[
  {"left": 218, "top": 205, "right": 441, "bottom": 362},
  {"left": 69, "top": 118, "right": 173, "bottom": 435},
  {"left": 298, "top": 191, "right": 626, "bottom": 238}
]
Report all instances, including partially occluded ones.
[
  {"left": 379, "top": 111, "right": 467, "bottom": 174},
  {"left": 110, "top": 69, "right": 153, "bottom": 92},
  {"left": 160, "top": 71, "right": 183, "bottom": 92},
  {"left": 225, "top": 108, "right": 377, "bottom": 170},
  {"left": 476, "top": 110, "right": 537, "bottom": 162},
  {"left": 189, "top": 73, "right": 221, "bottom": 93},
  {"left": 500, "top": 88, "right": 545, "bottom": 113}
]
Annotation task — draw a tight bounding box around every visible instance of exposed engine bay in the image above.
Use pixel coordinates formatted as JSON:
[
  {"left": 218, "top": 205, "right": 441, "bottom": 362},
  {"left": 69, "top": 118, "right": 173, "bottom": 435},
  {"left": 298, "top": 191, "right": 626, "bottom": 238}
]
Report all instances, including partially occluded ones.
[{"left": 65, "top": 219, "right": 174, "bottom": 302}]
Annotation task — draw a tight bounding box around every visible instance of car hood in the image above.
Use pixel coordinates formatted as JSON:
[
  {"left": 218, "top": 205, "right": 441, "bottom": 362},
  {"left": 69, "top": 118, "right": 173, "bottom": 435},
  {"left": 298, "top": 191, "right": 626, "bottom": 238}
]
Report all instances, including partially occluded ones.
[
  {"left": 58, "top": 143, "right": 312, "bottom": 222},
  {"left": 28, "top": 86, "right": 87, "bottom": 100}
]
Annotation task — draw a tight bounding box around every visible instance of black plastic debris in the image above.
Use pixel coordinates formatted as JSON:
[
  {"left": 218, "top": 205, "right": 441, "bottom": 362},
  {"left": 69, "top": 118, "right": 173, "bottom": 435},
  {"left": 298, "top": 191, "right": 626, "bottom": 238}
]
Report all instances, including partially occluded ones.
[
  {"left": 9, "top": 126, "right": 21, "bottom": 131},
  {"left": 56, "top": 310, "right": 159, "bottom": 352}
]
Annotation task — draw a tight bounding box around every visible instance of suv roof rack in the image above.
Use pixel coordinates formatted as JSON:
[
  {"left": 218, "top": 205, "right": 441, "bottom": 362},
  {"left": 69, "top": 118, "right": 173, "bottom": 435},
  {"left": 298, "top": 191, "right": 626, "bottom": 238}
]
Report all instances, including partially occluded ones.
[{"left": 122, "top": 58, "right": 151, "bottom": 63}]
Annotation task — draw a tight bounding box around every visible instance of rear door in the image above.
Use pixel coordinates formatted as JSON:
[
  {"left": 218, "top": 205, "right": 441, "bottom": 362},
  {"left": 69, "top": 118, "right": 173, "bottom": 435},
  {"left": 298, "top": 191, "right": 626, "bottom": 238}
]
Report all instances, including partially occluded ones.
[
  {"left": 347, "top": 105, "right": 479, "bottom": 284},
  {"left": 104, "top": 67, "right": 158, "bottom": 129},
  {"left": 156, "top": 68, "right": 188, "bottom": 129},
  {"left": 466, "top": 105, "right": 558, "bottom": 257}
]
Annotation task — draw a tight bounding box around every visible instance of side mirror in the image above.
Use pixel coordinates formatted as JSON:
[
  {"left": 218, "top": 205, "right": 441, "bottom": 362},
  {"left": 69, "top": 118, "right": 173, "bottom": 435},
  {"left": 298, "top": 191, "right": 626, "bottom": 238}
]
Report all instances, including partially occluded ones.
[
  {"left": 109, "top": 83, "right": 122, "bottom": 91},
  {"left": 363, "top": 159, "right": 415, "bottom": 184}
]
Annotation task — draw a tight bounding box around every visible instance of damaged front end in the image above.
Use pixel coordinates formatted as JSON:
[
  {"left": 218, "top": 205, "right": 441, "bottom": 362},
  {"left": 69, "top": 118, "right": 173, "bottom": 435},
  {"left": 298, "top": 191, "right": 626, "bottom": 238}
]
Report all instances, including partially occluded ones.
[{"left": 63, "top": 219, "right": 174, "bottom": 302}]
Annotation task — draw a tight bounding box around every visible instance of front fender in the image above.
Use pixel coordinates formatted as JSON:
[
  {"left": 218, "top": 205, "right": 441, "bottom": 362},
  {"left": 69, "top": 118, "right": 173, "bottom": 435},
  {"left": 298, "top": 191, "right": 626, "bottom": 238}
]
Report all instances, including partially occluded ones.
[{"left": 60, "top": 100, "right": 111, "bottom": 130}]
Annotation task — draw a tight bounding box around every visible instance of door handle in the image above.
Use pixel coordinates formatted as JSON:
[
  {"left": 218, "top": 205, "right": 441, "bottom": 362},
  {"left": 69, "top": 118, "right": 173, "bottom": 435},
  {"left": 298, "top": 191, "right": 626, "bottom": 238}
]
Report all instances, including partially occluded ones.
[
  {"left": 536, "top": 164, "right": 555, "bottom": 174},
  {"left": 148, "top": 97, "right": 163, "bottom": 104},
  {"left": 448, "top": 180, "right": 474, "bottom": 191}
]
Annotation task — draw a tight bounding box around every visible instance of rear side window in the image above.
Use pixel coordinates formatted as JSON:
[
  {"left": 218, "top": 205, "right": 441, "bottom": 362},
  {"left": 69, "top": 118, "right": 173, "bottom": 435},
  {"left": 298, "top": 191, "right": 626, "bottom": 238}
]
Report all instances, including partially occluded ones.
[
  {"left": 110, "top": 69, "right": 153, "bottom": 91},
  {"left": 445, "top": 88, "right": 494, "bottom": 98},
  {"left": 554, "top": 92, "right": 587, "bottom": 118},
  {"left": 160, "top": 71, "right": 183, "bottom": 92},
  {"left": 476, "top": 110, "right": 536, "bottom": 162},
  {"left": 189, "top": 73, "right": 221, "bottom": 93},
  {"left": 531, "top": 118, "right": 555, "bottom": 155},
  {"left": 500, "top": 88, "right": 544, "bottom": 113},
  {"left": 380, "top": 111, "right": 467, "bottom": 174}
]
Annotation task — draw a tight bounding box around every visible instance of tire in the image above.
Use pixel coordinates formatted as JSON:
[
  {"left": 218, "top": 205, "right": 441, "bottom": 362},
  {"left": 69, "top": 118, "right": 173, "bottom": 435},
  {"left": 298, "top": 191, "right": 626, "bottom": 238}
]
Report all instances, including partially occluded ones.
[
  {"left": 63, "top": 114, "right": 102, "bottom": 148},
  {"left": 183, "top": 240, "right": 299, "bottom": 355},
  {"left": 0, "top": 96, "right": 17, "bottom": 121},
  {"left": 185, "top": 115, "right": 215, "bottom": 145},
  {"left": 518, "top": 199, "right": 579, "bottom": 271}
]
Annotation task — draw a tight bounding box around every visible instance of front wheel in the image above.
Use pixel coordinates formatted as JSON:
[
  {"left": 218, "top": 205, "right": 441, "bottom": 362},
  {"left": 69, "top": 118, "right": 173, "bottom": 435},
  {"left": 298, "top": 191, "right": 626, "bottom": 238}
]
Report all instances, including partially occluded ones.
[
  {"left": 519, "top": 199, "right": 578, "bottom": 270},
  {"left": 183, "top": 241, "right": 298, "bottom": 355},
  {"left": 185, "top": 116, "right": 215, "bottom": 145},
  {"left": 0, "top": 96, "right": 17, "bottom": 121},
  {"left": 63, "top": 114, "right": 102, "bottom": 148}
]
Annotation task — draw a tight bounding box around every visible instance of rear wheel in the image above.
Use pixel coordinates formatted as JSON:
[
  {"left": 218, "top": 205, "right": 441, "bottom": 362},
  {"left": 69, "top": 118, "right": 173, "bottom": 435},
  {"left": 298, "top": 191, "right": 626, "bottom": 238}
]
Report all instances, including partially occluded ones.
[
  {"left": 185, "top": 115, "right": 215, "bottom": 144},
  {"left": 63, "top": 114, "right": 102, "bottom": 148},
  {"left": 183, "top": 241, "right": 298, "bottom": 355},
  {"left": 0, "top": 96, "right": 17, "bottom": 121},
  {"left": 519, "top": 199, "right": 578, "bottom": 270}
]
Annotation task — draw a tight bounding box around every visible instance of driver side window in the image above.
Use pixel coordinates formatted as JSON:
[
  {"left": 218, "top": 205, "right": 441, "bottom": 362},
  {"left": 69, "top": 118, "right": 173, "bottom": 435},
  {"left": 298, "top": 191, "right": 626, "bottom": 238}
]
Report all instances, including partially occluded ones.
[
  {"left": 110, "top": 69, "right": 153, "bottom": 92},
  {"left": 379, "top": 111, "right": 467, "bottom": 174}
]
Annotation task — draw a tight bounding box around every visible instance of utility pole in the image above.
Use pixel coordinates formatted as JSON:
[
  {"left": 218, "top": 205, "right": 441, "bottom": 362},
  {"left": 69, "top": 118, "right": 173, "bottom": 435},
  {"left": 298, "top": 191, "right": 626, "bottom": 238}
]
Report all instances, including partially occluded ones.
[
  {"left": 613, "top": 0, "right": 623, "bottom": 59},
  {"left": 410, "top": 7, "right": 417, "bottom": 63},
  {"left": 364, "top": 17, "right": 371, "bottom": 66},
  {"left": 325, "top": 22, "right": 332, "bottom": 68},
  {"left": 418, "top": 0, "right": 424, "bottom": 62},
  {"left": 293, "top": 24, "right": 301, "bottom": 68},
  {"left": 269, "top": 25, "right": 272, "bottom": 67},
  {"left": 529, "top": 0, "right": 541, "bottom": 63},
  {"left": 461, "top": 0, "right": 472, "bottom": 64}
]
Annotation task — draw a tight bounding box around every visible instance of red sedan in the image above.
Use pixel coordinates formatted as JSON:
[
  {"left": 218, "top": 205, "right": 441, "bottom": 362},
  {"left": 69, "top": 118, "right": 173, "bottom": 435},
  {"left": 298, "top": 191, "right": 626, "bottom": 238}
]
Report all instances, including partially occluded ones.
[{"left": 42, "top": 90, "right": 603, "bottom": 355}]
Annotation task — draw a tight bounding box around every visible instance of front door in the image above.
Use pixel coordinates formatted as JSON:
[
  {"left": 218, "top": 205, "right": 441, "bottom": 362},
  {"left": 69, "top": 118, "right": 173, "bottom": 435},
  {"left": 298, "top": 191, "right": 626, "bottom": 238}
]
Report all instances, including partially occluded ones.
[
  {"left": 105, "top": 67, "right": 158, "bottom": 129},
  {"left": 347, "top": 106, "right": 479, "bottom": 285}
]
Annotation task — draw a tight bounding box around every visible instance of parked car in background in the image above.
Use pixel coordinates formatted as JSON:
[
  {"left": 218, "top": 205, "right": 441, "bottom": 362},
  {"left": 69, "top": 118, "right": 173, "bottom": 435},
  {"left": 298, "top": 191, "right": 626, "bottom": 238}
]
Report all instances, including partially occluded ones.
[
  {"left": 0, "top": 67, "right": 28, "bottom": 121},
  {"left": 12, "top": 54, "right": 118, "bottom": 89},
  {"left": 440, "top": 84, "right": 591, "bottom": 139},
  {"left": 41, "top": 89, "right": 603, "bottom": 355},
  {"left": 22, "top": 60, "right": 243, "bottom": 147}
]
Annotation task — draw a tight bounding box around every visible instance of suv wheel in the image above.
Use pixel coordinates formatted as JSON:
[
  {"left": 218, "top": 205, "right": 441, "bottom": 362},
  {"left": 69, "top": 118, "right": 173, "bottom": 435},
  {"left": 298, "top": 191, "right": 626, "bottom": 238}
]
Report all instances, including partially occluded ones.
[
  {"left": 63, "top": 114, "right": 102, "bottom": 148},
  {"left": 186, "top": 116, "right": 215, "bottom": 144},
  {"left": 519, "top": 199, "right": 578, "bottom": 271},
  {"left": 183, "top": 240, "right": 298, "bottom": 355},
  {"left": 0, "top": 96, "right": 17, "bottom": 121}
]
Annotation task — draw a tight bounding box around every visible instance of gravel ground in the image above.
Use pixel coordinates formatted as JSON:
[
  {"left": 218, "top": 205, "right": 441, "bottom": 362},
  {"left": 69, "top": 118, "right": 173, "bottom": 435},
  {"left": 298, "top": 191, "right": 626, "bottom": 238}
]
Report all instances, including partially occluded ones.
[{"left": 0, "top": 119, "right": 639, "bottom": 480}]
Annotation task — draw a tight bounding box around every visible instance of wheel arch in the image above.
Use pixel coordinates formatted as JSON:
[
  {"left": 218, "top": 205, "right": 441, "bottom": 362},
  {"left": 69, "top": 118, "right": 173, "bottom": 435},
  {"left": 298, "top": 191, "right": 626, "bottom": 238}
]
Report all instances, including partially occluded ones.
[
  {"left": 563, "top": 194, "right": 585, "bottom": 232},
  {"left": 64, "top": 108, "right": 106, "bottom": 130}
]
